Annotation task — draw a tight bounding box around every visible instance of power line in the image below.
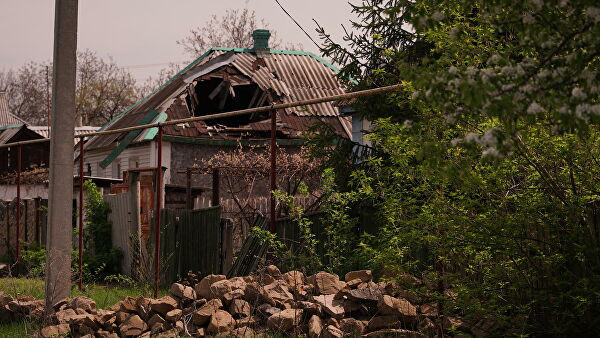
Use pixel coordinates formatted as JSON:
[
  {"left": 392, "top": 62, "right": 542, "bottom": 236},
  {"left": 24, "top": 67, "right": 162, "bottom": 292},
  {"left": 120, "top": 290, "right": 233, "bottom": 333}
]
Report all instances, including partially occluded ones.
[
  {"left": 273, "top": 0, "right": 321, "bottom": 49},
  {"left": 122, "top": 61, "right": 187, "bottom": 69}
]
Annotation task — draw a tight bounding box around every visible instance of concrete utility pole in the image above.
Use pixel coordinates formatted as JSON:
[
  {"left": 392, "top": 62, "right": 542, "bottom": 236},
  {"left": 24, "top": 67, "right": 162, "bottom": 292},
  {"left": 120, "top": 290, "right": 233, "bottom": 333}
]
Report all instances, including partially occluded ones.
[{"left": 45, "top": 0, "right": 78, "bottom": 313}]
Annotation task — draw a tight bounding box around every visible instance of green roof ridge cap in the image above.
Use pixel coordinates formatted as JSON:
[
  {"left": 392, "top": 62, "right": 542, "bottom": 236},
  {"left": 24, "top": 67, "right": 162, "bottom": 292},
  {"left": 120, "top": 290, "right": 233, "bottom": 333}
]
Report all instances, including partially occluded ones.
[{"left": 0, "top": 123, "right": 24, "bottom": 131}]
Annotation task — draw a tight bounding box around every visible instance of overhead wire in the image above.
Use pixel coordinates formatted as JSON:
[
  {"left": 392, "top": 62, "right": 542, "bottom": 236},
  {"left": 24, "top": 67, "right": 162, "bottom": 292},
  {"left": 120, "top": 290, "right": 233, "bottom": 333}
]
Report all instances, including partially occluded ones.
[{"left": 273, "top": 0, "right": 321, "bottom": 49}]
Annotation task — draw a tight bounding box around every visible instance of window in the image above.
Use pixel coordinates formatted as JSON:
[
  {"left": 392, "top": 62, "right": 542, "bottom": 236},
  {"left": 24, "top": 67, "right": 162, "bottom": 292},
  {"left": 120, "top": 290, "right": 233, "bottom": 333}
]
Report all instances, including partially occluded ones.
[
  {"left": 113, "top": 160, "right": 122, "bottom": 179},
  {"left": 128, "top": 157, "right": 139, "bottom": 169}
]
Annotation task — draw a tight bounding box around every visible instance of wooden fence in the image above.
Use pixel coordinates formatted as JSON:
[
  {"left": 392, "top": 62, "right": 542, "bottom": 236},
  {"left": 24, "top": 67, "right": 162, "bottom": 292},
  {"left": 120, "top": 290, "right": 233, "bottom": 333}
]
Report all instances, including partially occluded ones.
[{"left": 0, "top": 198, "right": 48, "bottom": 259}]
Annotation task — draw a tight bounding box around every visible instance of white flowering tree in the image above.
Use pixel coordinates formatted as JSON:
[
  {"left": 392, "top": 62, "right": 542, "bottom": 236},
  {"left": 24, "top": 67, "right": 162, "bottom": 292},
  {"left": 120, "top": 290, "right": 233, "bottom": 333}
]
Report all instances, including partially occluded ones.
[{"left": 315, "top": 0, "right": 600, "bottom": 335}]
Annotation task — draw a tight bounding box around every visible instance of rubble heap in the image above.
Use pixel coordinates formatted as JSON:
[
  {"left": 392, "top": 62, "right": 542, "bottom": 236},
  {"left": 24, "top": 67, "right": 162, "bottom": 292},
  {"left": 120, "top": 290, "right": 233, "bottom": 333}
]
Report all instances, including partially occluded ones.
[{"left": 1, "top": 266, "right": 488, "bottom": 337}]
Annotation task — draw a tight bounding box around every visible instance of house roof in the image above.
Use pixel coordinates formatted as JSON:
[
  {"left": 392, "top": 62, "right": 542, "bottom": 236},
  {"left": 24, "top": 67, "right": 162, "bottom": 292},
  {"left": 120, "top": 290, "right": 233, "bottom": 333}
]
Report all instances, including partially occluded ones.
[
  {"left": 85, "top": 47, "right": 350, "bottom": 152},
  {"left": 29, "top": 126, "right": 100, "bottom": 142},
  {"left": 0, "top": 124, "right": 45, "bottom": 145},
  {"left": 0, "top": 92, "right": 28, "bottom": 127}
]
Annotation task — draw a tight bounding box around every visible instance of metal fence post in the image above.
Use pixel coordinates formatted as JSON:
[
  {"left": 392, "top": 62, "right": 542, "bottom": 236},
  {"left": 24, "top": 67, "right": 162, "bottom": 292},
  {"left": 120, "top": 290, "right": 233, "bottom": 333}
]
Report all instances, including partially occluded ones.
[
  {"left": 15, "top": 145, "right": 22, "bottom": 275},
  {"left": 78, "top": 137, "right": 84, "bottom": 290},
  {"left": 154, "top": 125, "right": 163, "bottom": 297},
  {"left": 269, "top": 110, "right": 277, "bottom": 234}
]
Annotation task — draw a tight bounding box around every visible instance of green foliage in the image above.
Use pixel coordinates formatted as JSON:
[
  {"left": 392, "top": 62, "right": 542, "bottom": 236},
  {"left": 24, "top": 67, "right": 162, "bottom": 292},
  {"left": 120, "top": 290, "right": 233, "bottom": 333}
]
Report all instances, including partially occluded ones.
[
  {"left": 83, "top": 180, "right": 122, "bottom": 281},
  {"left": 314, "top": 0, "right": 600, "bottom": 335},
  {"left": 19, "top": 242, "right": 46, "bottom": 278},
  {"left": 272, "top": 187, "right": 322, "bottom": 273}
]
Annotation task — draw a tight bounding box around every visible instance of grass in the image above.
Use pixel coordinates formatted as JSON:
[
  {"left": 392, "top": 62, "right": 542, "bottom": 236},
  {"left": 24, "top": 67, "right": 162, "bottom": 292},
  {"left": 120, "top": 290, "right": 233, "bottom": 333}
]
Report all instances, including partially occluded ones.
[{"left": 0, "top": 277, "right": 168, "bottom": 337}]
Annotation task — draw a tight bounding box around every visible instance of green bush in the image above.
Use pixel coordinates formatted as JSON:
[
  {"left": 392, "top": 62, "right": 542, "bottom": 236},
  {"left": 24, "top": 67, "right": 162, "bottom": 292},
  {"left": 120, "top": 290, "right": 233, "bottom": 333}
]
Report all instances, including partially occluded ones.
[{"left": 83, "top": 180, "right": 123, "bottom": 280}]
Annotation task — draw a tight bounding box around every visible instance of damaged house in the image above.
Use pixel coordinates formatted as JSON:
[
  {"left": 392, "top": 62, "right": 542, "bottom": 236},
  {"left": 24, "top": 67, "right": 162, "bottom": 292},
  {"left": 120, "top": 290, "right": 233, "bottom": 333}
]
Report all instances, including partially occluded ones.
[{"left": 80, "top": 30, "right": 350, "bottom": 238}]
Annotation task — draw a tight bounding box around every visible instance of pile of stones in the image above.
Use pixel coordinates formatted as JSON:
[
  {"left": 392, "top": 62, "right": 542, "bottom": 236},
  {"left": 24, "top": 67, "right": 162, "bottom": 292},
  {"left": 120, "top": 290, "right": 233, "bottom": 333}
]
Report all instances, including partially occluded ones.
[{"left": 1, "top": 266, "right": 488, "bottom": 337}]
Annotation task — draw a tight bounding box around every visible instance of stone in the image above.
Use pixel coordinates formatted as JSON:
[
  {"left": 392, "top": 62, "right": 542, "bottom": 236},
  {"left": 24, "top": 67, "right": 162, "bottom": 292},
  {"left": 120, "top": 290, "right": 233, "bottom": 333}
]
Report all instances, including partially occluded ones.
[
  {"left": 229, "top": 299, "right": 251, "bottom": 318},
  {"left": 443, "top": 316, "right": 465, "bottom": 330},
  {"left": 282, "top": 270, "right": 304, "bottom": 288},
  {"left": 165, "top": 309, "right": 182, "bottom": 323},
  {"left": 229, "top": 276, "right": 249, "bottom": 291},
  {"left": 51, "top": 297, "right": 70, "bottom": 312},
  {"left": 119, "top": 314, "right": 148, "bottom": 337},
  {"left": 419, "top": 303, "right": 438, "bottom": 317},
  {"left": 195, "top": 274, "right": 227, "bottom": 299},
  {"left": 147, "top": 313, "right": 166, "bottom": 329},
  {"left": 363, "top": 329, "right": 426, "bottom": 337},
  {"left": 265, "top": 265, "right": 282, "bottom": 278},
  {"left": 257, "top": 272, "right": 276, "bottom": 285},
  {"left": 346, "top": 279, "right": 362, "bottom": 288},
  {"left": 112, "top": 296, "right": 137, "bottom": 312},
  {"left": 244, "top": 282, "right": 275, "bottom": 306},
  {"left": 266, "top": 308, "right": 303, "bottom": 331},
  {"left": 236, "top": 315, "right": 262, "bottom": 328},
  {"left": 296, "top": 301, "right": 323, "bottom": 317},
  {"left": 170, "top": 282, "right": 197, "bottom": 301},
  {"left": 150, "top": 296, "right": 178, "bottom": 315},
  {"left": 327, "top": 317, "right": 339, "bottom": 327},
  {"left": 340, "top": 318, "right": 365, "bottom": 335},
  {"left": 378, "top": 295, "right": 417, "bottom": 322},
  {"left": 264, "top": 280, "right": 294, "bottom": 304},
  {"left": 367, "top": 315, "right": 402, "bottom": 331},
  {"left": 308, "top": 315, "right": 323, "bottom": 338},
  {"left": 192, "top": 298, "right": 222, "bottom": 326},
  {"left": 0, "top": 292, "right": 13, "bottom": 307},
  {"left": 116, "top": 311, "right": 131, "bottom": 324},
  {"left": 96, "top": 330, "right": 119, "bottom": 338},
  {"left": 417, "top": 317, "right": 436, "bottom": 335},
  {"left": 207, "top": 309, "right": 235, "bottom": 334},
  {"left": 344, "top": 270, "right": 372, "bottom": 283},
  {"left": 377, "top": 281, "right": 398, "bottom": 296},
  {"left": 326, "top": 325, "right": 344, "bottom": 337},
  {"left": 256, "top": 303, "right": 281, "bottom": 317},
  {"left": 231, "top": 326, "right": 256, "bottom": 337},
  {"left": 223, "top": 289, "right": 245, "bottom": 306},
  {"left": 70, "top": 296, "right": 96, "bottom": 313},
  {"left": 40, "top": 324, "right": 71, "bottom": 337},
  {"left": 96, "top": 309, "right": 116, "bottom": 326},
  {"left": 156, "top": 328, "right": 180, "bottom": 338},
  {"left": 55, "top": 308, "right": 78, "bottom": 324},
  {"left": 346, "top": 288, "right": 383, "bottom": 303},
  {"left": 209, "top": 279, "right": 234, "bottom": 299},
  {"left": 308, "top": 271, "right": 344, "bottom": 295},
  {"left": 75, "top": 308, "right": 87, "bottom": 315},
  {"left": 311, "top": 294, "right": 345, "bottom": 319},
  {"left": 68, "top": 313, "right": 99, "bottom": 331},
  {"left": 8, "top": 299, "right": 45, "bottom": 319},
  {"left": 139, "top": 332, "right": 151, "bottom": 338}
]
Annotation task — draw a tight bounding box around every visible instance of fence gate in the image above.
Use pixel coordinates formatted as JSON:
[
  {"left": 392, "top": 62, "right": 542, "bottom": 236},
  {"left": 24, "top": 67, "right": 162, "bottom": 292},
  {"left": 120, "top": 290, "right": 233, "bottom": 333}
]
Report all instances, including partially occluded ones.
[{"left": 151, "top": 206, "right": 223, "bottom": 285}]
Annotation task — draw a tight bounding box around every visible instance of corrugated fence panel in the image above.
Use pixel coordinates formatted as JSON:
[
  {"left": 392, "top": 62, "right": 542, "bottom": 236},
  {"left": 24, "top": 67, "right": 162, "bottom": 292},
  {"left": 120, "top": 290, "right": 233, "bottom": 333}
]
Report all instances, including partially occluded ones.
[
  {"left": 105, "top": 193, "right": 137, "bottom": 276},
  {"left": 155, "top": 206, "right": 222, "bottom": 285}
]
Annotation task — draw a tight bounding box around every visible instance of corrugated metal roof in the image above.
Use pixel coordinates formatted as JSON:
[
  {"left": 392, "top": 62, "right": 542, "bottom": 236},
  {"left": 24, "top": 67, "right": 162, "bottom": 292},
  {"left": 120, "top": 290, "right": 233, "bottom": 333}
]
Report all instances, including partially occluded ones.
[
  {"left": 29, "top": 126, "right": 99, "bottom": 139},
  {"left": 0, "top": 92, "right": 28, "bottom": 126},
  {"left": 86, "top": 48, "right": 348, "bottom": 151},
  {"left": 0, "top": 125, "right": 23, "bottom": 144}
]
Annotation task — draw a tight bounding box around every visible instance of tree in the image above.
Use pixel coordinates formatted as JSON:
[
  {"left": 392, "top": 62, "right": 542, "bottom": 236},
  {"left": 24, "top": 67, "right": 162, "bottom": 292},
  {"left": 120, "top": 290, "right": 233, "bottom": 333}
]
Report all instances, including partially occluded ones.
[
  {"left": 177, "top": 7, "right": 301, "bottom": 59},
  {"left": 0, "top": 49, "right": 139, "bottom": 126},
  {"left": 311, "top": 0, "right": 600, "bottom": 335}
]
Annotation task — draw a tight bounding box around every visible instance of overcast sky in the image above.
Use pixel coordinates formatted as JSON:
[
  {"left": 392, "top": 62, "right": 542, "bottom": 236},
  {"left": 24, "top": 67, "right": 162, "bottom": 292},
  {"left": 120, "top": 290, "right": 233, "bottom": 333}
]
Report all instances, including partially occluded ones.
[{"left": 0, "top": 0, "right": 357, "bottom": 81}]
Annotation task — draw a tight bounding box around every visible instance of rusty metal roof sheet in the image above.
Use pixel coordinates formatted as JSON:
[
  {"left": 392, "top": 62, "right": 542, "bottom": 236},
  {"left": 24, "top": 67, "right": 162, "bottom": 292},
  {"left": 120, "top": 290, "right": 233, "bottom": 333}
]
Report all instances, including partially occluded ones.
[
  {"left": 0, "top": 92, "right": 28, "bottom": 127},
  {"left": 86, "top": 48, "right": 348, "bottom": 151}
]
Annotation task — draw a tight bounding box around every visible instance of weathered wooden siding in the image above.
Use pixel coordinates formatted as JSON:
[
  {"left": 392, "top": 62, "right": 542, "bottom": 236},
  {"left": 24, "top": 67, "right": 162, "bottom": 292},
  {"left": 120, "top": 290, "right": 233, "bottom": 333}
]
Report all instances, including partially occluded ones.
[{"left": 78, "top": 143, "right": 156, "bottom": 179}]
